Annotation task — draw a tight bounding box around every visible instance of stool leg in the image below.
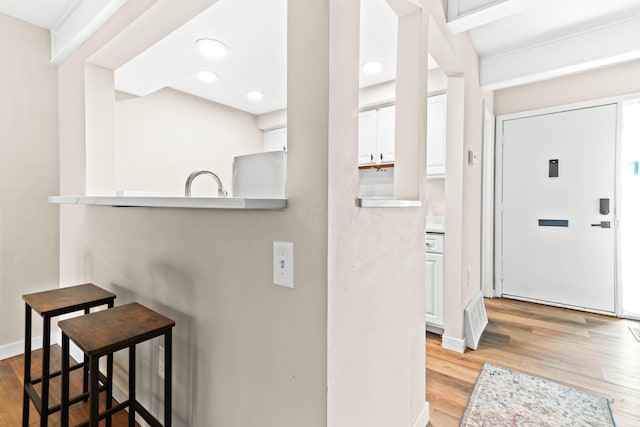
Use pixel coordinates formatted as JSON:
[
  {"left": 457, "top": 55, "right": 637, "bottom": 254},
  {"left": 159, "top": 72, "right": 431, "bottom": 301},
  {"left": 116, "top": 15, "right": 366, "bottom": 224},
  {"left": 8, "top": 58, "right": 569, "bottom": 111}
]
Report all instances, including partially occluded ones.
[
  {"left": 89, "top": 356, "right": 100, "bottom": 427},
  {"left": 22, "top": 304, "right": 32, "bottom": 427},
  {"left": 128, "top": 345, "right": 136, "bottom": 427},
  {"left": 165, "top": 330, "right": 172, "bottom": 427},
  {"left": 40, "top": 315, "right": 51, "bottom": 427},
  {"left": 106, "top": 300, "right": 114, "bottom": 427},
  {"left": 106, "top": 351, "right": 113, "bottom": 427},
  {"left": 61, "top": 334, "right": 70, "bottom": 427},
  {"left": 83, "top": 307, "right": 90, "bottom": 401}
]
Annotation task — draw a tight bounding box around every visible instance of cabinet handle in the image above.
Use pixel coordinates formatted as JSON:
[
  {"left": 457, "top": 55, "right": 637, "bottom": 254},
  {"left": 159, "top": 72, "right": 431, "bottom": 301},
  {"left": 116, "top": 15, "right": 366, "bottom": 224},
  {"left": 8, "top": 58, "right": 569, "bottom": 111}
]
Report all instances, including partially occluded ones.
[
  {"left": 370, "top": 154, "right": 373, "bottom": 161},
  {"left": 380, "top": 153, "right": 383, "bottom": 161}
]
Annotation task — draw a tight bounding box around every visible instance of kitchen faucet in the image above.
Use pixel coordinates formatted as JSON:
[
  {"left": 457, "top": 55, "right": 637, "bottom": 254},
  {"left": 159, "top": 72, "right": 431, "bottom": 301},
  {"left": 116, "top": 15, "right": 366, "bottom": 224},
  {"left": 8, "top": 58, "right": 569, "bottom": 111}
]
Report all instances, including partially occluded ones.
[{"left": 184, "top": 170, "right": 229, "bottom": 197}]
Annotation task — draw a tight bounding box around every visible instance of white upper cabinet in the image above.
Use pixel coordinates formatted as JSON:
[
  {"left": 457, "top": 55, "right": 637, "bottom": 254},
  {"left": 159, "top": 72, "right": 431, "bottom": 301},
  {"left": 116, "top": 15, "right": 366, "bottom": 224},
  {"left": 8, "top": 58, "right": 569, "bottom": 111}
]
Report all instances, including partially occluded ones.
[
  {"left": 358, "top": 105, "right": 395, "bottom": 165},
  {"left": 426, "top": 94, "right": 447, "bottom": 178},
  {"left": 358, "top": 109, "right": 378, "bottom": 164},
  {"left": 376, "top": 105, "right": 395, "bottom": 164},
  {"left": 264, "top": 127, "right": 287, "bottom": 152}
]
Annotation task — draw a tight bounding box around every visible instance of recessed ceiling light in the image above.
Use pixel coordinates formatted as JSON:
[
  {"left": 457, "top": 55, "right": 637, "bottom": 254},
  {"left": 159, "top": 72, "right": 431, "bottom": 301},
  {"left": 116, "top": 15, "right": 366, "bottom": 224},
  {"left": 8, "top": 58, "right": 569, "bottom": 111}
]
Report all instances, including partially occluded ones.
[
  {"left": 362, "top": 61, "right": 382, "bottom": 75},
  {"left": 246, "top": 90, "right": 264, "bottom": 101},
  {"left": 195, "top": 38, "right": 228, "bottom": 59},
  {"left": 197, "top": 70, "right": 219, "bottom": 83}
]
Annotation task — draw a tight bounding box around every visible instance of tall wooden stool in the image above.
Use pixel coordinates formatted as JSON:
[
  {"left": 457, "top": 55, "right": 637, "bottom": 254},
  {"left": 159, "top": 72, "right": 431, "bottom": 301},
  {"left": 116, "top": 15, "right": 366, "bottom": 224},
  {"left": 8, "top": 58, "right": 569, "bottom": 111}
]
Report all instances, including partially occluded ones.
[
  {"left": 22, "top": 283, "right": 116, "bottom": 427},
  {"left": 59, "top": 302, "right": 175, "bottom": 427}
]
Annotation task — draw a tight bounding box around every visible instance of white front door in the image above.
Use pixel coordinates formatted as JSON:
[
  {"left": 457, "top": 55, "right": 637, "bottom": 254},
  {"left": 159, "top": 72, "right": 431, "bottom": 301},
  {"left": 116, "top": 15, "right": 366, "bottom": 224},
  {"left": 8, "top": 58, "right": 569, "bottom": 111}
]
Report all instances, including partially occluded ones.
[{"left": 500, "top": 104, "right": 617, "bottom": 313}]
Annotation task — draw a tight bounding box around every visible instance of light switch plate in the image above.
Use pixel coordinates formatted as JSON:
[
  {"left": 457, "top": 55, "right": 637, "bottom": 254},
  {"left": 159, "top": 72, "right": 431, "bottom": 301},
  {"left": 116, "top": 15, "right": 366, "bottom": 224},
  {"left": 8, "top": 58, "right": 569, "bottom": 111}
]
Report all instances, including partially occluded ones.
[
  {"left": 273, "top": 241, "right": 294, "bottom": 288},
  {"left": 468, "top": 149, "right": 478, "bottom": 165}
]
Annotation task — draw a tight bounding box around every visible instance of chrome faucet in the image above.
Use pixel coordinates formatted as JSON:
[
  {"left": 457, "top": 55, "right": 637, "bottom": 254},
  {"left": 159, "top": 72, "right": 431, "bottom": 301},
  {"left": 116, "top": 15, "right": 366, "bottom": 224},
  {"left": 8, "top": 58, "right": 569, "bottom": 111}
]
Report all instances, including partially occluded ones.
[{"left": 184, "top": 170, "right": 229, "bottom": 197}]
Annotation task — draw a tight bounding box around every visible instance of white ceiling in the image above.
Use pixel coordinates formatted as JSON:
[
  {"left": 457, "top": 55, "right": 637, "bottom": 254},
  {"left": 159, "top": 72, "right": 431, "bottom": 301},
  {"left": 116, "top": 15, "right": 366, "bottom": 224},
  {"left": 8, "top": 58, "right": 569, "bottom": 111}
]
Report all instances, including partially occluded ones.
[
  {"left": 116, "top": 0, "right": 401, "bottom": 115},
  {"left": 0, "top": 0, "right": 75, "bottom": 29},
  {"left": 0, "top": 0, "right": 402, "bottom": 115},
  {"left": 447, "top": 0, "right": 640, "bottom": 90},
  {"left": 3, "top": 0, "right": 640, "bottom": 110},
  {"left": 116, "top": 0, "right": 288, "bottom": 115}
]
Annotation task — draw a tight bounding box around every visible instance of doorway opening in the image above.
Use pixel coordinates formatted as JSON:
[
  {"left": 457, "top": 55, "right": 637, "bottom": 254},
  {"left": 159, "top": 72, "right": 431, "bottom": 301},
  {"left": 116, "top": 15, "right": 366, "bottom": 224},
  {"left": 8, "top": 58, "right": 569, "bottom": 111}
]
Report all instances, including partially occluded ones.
[{"left": 621, "top": 100, "right": 640, "bottom": 318}]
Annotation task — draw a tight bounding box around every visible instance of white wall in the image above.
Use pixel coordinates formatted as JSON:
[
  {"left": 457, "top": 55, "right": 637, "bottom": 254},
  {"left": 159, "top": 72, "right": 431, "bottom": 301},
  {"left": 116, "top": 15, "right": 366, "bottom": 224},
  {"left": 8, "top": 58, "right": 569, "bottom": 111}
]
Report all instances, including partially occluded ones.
[
  {"left": 0, "top": 13, "right": 59, "bottom": 355},
  {"left": 115, "top": 89, "right": 263, "bottom": 196},
  {"left": 50, "top": 0, "right": 493, "bottom": 426},
  {"left": 58, "top": 0, "right": 328, "bottom": 426},
  {"left": 327, "top": 1, "right": 428, "bottom": 425},
  {"left": 494, "top": 59, "right": 640, "bottom": 115},
  {"left": 420, "top": 0, "right": 493, "bottom": 348}
]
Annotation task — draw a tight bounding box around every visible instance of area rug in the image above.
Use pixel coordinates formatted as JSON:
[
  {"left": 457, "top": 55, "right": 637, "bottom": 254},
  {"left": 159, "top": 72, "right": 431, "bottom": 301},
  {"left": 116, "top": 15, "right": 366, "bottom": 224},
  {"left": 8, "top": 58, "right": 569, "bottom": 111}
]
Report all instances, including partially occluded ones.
[{"left": 459, "top": 363, "right": 616, "bottom": 427}]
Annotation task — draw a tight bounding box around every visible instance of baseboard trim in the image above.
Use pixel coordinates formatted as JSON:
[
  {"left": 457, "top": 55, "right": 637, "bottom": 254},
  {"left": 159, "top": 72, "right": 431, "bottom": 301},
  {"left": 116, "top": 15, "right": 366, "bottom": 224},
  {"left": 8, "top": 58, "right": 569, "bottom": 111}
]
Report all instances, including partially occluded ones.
[
  {"left": 623, "top": 313, "right": 640, "bottom": 321},
  {"left": 442, "top": 334, "right": 466, "bottom": 353},
  {"left": 411, "top": 402, "right": 430, "bottom": 427},
  {"left": 0, "top": 333, "right": 59, "bottom": 361},
  {"left": 425, "top": 324, "right": 444, "bottom": 335},
  {"left": 111, "top": 382, "right": 150, "bottom": 427}
]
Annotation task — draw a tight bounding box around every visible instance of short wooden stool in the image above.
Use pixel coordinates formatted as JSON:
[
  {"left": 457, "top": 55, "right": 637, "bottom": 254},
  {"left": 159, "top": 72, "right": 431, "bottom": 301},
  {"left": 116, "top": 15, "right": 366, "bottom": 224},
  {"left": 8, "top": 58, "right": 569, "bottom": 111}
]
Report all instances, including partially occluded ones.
[
  {"left": 22, "top": 283, "right": 116, "bottom": 427},
  {"left": 59, "top": 302, "right": 175, "bottom": 427}
]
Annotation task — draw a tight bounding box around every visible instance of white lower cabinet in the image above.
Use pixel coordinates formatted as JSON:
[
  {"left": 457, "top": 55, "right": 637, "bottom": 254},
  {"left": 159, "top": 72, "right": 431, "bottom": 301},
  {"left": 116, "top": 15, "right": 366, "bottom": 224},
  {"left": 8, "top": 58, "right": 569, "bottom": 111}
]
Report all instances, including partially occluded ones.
[{"left": 425, "top": 233, "right": 444, "bottom": 330}]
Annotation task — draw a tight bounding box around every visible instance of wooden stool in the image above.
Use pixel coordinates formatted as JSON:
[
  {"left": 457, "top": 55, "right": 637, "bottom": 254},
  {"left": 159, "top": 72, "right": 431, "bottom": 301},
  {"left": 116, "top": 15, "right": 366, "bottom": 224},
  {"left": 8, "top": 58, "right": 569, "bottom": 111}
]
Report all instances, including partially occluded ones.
[
  {"left": 22, "top": 283, "right": 116, "bottom": 427},
  {"left": 59, "top": 302, "right": 175, "bottom": 427}
]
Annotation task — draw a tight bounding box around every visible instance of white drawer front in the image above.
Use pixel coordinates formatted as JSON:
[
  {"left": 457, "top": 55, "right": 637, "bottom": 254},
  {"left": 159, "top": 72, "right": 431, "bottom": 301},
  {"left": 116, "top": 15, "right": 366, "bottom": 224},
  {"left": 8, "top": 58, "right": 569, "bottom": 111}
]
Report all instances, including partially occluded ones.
[{"left": 425, "top": 233, "right": 444, "bottom": 254}]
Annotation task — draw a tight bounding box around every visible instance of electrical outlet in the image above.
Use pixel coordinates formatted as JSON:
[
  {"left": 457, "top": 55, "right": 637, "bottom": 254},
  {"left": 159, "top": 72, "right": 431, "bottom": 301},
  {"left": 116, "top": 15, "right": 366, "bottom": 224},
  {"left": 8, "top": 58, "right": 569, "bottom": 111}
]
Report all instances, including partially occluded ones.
[
  {"left": 273, "top": 241, "right": 294, "bottom": 288},
  {"left": 158, "top": 345, "right": 165, "bottom": 379}
]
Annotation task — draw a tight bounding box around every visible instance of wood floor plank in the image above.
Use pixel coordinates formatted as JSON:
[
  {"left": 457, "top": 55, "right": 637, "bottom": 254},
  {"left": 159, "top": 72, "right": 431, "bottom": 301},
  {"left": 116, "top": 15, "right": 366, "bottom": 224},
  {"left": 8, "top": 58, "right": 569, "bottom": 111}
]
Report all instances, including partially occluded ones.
[
  {"left": 427, "top": 298, "right": 640, "bottom": 427},
  {"left": 3, "top": 298, "right": 638, "bottom": 427},
  {"left": 0, "top": 346, "right": 139, "bottom": 427}
]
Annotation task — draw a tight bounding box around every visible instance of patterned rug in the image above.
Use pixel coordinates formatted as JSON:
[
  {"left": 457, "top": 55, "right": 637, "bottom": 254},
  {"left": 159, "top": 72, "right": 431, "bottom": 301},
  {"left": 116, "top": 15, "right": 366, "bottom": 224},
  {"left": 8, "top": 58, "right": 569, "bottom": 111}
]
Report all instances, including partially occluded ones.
[{"left": 460, "top": 363, "right": 616, "bottom": 427}]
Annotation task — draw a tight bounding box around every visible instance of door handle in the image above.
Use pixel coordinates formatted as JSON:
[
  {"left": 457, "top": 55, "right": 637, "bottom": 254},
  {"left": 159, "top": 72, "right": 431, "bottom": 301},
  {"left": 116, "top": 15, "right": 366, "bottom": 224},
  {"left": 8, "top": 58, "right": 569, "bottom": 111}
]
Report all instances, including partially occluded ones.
[{"left": 591, "top": 221, "right": 611, "bottom": 228}]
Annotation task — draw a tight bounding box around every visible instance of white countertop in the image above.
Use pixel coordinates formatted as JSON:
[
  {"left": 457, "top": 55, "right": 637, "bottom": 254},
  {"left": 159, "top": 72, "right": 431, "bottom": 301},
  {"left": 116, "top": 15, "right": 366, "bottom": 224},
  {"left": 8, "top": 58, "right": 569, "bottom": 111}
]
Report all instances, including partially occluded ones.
[
  {"left": 356, "top": 197, "right": 422, "bottom": 208},
  {"left": 48, "top": 196, "right": 287, "bottom": 210},
  {"left": 426, "top": 224, "right": 445, "bottom": 233}
]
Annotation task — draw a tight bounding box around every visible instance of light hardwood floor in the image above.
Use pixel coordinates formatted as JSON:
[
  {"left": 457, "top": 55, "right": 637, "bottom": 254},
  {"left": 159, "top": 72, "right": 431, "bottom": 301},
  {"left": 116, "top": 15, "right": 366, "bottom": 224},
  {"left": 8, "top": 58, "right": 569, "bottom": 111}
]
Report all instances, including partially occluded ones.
[
  {"left": 1, "top": 298, "right": 638, "bottom": 426},
  {"left": 0, "top": 346, "right": 138, "bottom": 426},
  {"left": 427, "top": 298, "right": 640, "bottom": 426}
]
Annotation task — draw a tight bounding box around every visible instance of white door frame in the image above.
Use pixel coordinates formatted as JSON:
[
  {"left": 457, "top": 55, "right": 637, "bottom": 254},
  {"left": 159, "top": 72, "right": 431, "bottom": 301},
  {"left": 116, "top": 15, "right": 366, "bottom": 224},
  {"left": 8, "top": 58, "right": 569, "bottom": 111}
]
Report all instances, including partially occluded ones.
[
  {"left": 481, "top": 101, "right": 495, "bottom": 298},
  {"left": 492, "top": 94, "right": 640, "bottom": 317}
]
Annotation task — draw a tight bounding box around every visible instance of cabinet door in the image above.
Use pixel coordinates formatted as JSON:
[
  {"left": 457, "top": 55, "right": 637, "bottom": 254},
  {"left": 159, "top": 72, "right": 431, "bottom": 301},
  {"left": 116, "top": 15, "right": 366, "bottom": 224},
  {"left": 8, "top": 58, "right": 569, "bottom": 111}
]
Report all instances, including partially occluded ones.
[
  {"left": 264, "top": 127, "right": 287, "bottom": 152},
  {"left": 425, "top": 252, "right": 444, "bottom": 327},
  {"left": 376, "top": 105, "right": 395, "bottom": 163},
  {"left": 426, "top": 94, "right": 447, "bottom": 178},
  {"left": 358, "top": 110, "right": 377, "bottom": 164}
]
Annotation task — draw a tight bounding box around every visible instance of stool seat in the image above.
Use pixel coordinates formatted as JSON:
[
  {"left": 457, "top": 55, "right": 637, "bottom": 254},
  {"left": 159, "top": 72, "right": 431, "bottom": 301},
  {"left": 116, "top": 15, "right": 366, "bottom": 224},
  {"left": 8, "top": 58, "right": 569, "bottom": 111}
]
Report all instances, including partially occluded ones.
[
  {"left": 23, "top": 283, "right": 116, "bottom": 317},
  {"left": 59, "top": 302, "right": 175, "bottom": 357},
  {"left": 22, "top": 283, "right": 116, "bottom": 427},
  {"left": 60, "top": 302, "right": 175, "bottom": 427}
]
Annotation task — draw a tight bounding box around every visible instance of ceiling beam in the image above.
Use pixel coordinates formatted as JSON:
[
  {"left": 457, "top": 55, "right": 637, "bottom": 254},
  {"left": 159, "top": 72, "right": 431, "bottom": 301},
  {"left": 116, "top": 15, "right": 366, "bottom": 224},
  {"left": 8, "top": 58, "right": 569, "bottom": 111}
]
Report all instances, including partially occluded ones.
[
  {"left": 480, "top": 15, "right": 640, "bottom": 91},
  {"left": 50, "top": 0, "right": 129, "bottom": 65},
  {"left": 447, "top": 0, "right": 553, "bottom": 34}
]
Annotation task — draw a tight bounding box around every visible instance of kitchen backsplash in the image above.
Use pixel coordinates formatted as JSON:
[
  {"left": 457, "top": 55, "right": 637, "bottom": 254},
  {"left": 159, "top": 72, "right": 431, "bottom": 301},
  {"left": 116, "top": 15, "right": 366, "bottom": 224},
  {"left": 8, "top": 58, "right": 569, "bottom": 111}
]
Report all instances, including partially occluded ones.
[{"left": 359, "top": 167, "right": 394, "bottom": 198}]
